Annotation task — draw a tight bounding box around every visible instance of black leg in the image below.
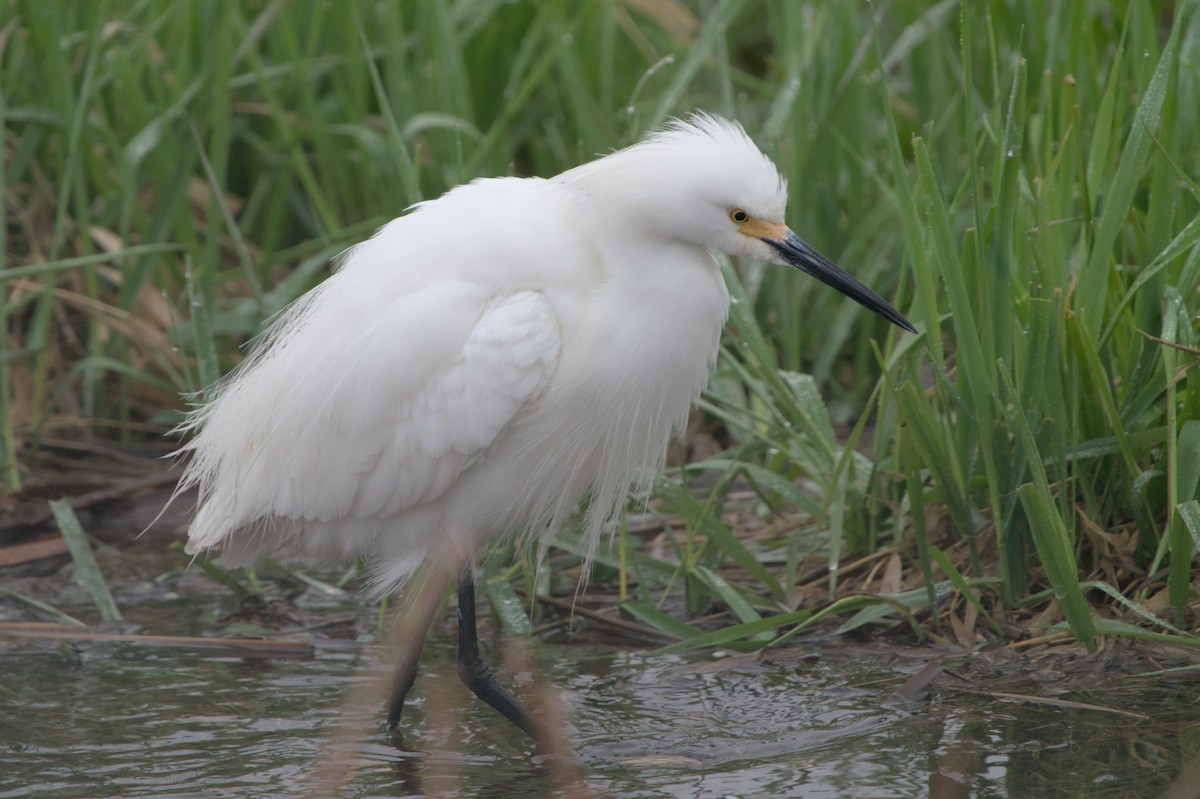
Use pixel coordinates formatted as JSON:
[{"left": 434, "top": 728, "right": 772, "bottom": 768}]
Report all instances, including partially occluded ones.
[
  {"left": 385, "top": 568, "right": 450, "bottom": 738},
  {"left": 385, "top": 641, "right": 424, "bottom": 732},
  {"left": 456, "top": 566, "right": 539, "bottom": 739}
]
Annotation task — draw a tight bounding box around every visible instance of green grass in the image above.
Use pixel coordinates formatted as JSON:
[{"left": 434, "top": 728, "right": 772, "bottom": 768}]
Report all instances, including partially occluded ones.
[{"left": 4, "top": 1, "right": 1199, "bottom": 650}]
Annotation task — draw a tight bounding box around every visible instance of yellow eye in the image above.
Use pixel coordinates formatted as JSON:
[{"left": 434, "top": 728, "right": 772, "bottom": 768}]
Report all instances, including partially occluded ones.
[{"left": 730, "top": 209, "right": 749, "bottom": 224}]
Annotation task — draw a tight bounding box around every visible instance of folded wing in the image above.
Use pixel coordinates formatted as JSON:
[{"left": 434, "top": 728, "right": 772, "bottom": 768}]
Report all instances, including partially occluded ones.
[{"left": 179, "top": 280, "right": 561, "bottom": 561}]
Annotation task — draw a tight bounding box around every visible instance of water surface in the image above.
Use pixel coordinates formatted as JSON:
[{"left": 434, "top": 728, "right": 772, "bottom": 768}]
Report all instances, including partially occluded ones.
[{"left": 2, "top": 594, "right": 1197, "bottom": 798}]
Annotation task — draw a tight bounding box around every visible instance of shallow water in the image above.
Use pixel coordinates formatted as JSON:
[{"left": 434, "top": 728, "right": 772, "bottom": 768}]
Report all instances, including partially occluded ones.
[
  {"left": 3, "top": 593, "right": 1199, "bottom": 799},
  {"left": 2, "top": 525, "right": 1198, "bottom": 799}
]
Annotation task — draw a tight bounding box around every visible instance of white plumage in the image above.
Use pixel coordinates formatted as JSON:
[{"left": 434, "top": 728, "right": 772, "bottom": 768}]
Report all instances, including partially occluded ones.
[{"left": 177, "top": 114, "right": 912, "bottom": 594}]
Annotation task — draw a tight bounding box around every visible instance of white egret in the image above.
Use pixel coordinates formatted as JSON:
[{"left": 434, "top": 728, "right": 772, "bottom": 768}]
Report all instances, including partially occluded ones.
[{"left": 177, "top": 114, "right": 914, "bottom": 741}]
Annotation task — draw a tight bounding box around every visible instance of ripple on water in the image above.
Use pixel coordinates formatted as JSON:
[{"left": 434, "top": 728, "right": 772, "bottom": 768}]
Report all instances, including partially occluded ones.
[{"left": 2, "top": 629, "right": 1198, "bottom": 797}]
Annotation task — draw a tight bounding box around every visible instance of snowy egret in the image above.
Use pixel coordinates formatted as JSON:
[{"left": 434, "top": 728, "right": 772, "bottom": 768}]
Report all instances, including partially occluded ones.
[{"left": 177, "top": 114, "right": 914, "bottom": 741}]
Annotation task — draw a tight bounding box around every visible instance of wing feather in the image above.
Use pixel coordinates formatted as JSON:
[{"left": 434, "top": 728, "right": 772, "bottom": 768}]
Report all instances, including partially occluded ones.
[{"left": 181, "top": 281, "right": 560, "bottom": 555}]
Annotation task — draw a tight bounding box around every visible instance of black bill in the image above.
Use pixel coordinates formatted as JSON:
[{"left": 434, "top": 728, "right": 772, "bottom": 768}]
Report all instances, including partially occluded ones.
[{"left": 764, "top": 231, "right": 916, "bottom": 334}]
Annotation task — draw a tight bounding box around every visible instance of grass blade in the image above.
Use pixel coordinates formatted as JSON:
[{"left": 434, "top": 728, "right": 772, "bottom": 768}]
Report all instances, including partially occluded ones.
[
  {"left": 1016, "top": 484, "right": 1095, "bottom": 649},
  {"left": 1077, "top": 14, "right": 1181, "bottom": 333},
  {"left": 484, "top": 578, "right": 532, "bottom": 635},
  {"left": 620, "top": 600, "right": 704, "bottom": 640},
  {"left": 48, "top": 499, "right": 121, "bottom": 623}
]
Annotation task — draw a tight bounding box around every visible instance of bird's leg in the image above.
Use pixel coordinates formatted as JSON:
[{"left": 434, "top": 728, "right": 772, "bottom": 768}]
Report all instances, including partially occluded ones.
[
  {"left": 385, "top": 635, "right": 427, "bottom": 733},
  {"left": 456, "top": 565, "right": 539, "bottom": 739},
  {"left": 385, "top": 566, "right": 451, "bottom": 739}
]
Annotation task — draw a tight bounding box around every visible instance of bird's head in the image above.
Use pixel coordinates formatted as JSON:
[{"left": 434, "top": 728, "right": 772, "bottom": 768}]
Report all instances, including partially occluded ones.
[{"left": 564, "top": 114, "right": 915, "bottom": 334}]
